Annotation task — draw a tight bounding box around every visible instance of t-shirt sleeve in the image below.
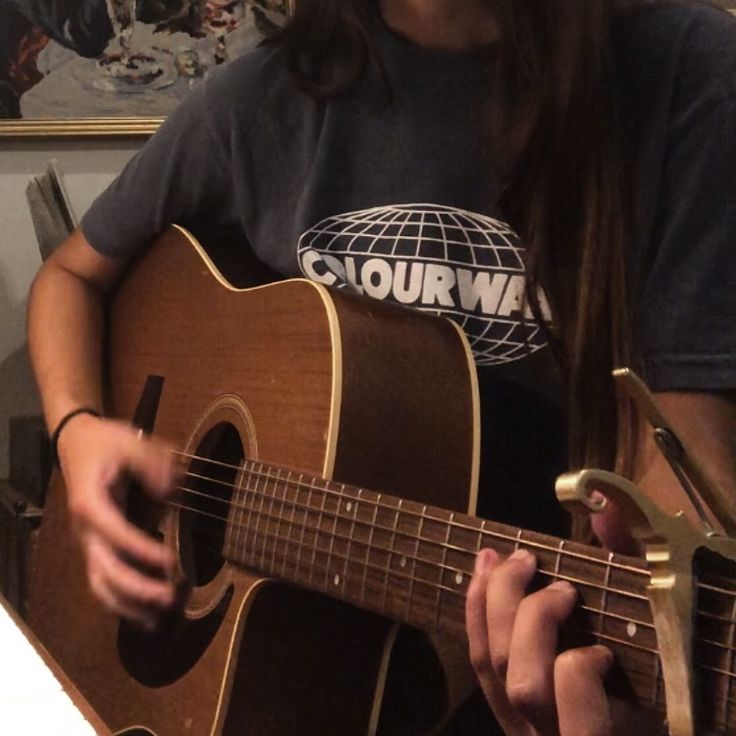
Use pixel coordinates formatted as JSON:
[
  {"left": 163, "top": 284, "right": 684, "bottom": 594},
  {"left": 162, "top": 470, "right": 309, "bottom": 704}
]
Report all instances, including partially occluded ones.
[
  {"left": 80, "top": 76, "right": 239, "bottom": 260},
  {"left": 638, "top": 10, "right": 736, "bottom": 391}
]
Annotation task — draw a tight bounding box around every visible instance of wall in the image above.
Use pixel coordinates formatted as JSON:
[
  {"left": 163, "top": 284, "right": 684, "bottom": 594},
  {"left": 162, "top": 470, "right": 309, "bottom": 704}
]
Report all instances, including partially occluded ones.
[{"left": 0, "top": 140, "right": 139, "bottom": 476}]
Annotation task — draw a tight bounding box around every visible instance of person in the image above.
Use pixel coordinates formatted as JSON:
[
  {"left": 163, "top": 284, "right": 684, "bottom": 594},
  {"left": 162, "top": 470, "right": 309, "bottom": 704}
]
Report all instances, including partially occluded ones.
[{"left": 26, "top": 0, "right": 736, "bottom": 733}]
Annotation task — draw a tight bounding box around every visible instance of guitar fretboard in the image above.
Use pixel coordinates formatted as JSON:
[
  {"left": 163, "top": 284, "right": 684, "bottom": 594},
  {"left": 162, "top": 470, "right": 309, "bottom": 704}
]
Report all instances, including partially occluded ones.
[{"left": 175, "top": 457, "right": 736, "bottom": 733}]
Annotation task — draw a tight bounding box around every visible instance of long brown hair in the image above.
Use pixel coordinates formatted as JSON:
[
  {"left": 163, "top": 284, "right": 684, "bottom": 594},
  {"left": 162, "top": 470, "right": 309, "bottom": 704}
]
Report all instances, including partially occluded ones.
[{"left": 272, "top": 0, "right": 637, "bottom": 473}]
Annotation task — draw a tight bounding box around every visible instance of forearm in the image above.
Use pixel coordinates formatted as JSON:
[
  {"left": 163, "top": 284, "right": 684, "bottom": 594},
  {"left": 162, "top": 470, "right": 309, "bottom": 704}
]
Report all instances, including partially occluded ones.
[
  {"left": 634, "top": 392, "right": 736, "bottom": 527},
  {"left": 27, "top": 261, "right": 106, "bottom": 433},
  {"left": 27, "top": 228, "right": 125, "bottom": 434}
]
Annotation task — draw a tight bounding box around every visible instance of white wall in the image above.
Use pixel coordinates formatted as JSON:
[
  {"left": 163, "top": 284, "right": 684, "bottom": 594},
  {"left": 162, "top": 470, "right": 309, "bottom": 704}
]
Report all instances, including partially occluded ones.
[{"left": 0, "top": 140, "right": 140, "bottom": 476}]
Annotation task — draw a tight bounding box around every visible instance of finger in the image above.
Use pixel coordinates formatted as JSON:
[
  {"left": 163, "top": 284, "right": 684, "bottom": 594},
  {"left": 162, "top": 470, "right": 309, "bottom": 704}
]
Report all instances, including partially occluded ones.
[
  {"left": 466, "top": 548, "right": 499, "bottom": 688},
  {"left": 126, "top": 435, "right": 182, "bottom": 499},
  {"left": 505, "top": 580, "right": 577, "bottom": 731},
  {"left": 87, "top": 559, "right": 159, "bottom": 628},
  {"left": 590, "top": 492, "right": 640, "bottom": 555},
  {"left": 485, "top": 549, "right": 537, "bottom": 678},
  {"left": 555, "top": 647, "right": 664, "bottom": 736},
  {"left": 75, "top": 490, "right": 174, "bottom": 573},
  {"left": 466, "top": 550, "right": 535, "bottom": 736},
  {"left": 555, "top": 645, "right": 613, "bottom": 735},
  {"left": 93, "top": 539, "right": 176, "bottom": 609}
]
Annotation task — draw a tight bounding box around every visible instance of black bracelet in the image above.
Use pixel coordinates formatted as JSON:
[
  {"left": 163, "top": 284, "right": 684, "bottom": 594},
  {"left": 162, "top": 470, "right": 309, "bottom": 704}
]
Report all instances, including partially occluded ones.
[{"left": 50, "top": 407, "right": 101, "bottom": 469}]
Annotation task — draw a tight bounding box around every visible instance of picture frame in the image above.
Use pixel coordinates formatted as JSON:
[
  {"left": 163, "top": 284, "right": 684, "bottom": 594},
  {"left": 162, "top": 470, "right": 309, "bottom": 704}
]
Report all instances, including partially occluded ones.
[
  {"left": 2, "top": 2, "right": 733, "bottom": 139},
  {"left": 0, "top": 0, "right": 294, "bottom": 138}
]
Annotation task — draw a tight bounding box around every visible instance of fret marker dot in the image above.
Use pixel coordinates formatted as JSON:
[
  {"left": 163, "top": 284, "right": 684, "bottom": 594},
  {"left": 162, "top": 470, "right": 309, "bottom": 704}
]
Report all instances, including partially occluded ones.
[
  {"left": 334, "top": 574, "right": 341, "bottom": 586},
  {"left": 400, "top": 556, "right": 407, "bottom": 568},
  {"left": 455, "top": 572, "right": 464, "bottom": 586},
  {"left": 626, "top": 622, "right": 637, "bottom": 638},
  {"left": 346, "top": 502, "right": 353, "bottom": 512}
]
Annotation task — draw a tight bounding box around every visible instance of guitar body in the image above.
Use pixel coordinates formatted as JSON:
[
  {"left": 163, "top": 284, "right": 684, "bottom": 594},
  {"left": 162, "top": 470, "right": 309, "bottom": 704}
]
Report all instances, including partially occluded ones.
[{"left": 28, "top": 226, "right": 481, "bottom": 735}]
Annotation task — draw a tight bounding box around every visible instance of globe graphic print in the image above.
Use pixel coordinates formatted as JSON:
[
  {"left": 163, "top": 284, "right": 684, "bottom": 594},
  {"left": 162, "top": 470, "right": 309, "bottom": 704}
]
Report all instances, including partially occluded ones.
[{"left": 298, "top": 204, "right": 549, "bottom": 366}]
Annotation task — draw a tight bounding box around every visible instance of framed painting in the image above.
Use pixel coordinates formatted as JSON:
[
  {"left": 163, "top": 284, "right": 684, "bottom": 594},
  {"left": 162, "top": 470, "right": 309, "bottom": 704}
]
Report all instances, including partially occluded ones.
[{"left": 0, "top": 0, "right": 293, "bottom": 138}]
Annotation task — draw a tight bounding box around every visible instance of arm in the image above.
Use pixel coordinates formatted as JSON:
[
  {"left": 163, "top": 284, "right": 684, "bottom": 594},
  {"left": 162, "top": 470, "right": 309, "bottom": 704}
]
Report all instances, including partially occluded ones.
[
  {"left": 466, "top": 392, "right": 736, "bottom": 735},
  {"left": 26, "top": 62, "right": 241, "bottom": 624},
  {"left": 28, "top": 229, "right": 121, "bottom": 431},
  {"left": 28, "top": 229, "right": 178, "bottom": 626}
]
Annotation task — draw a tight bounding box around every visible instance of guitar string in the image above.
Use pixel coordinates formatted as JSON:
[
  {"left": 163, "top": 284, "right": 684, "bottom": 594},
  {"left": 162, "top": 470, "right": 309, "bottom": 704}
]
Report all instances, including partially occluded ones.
[
  {"left": 174, "top": 459, "right": 736, "bottom": 668},
  {"left": 180, "top": 456, "right": 736, "bottom": 624},
  {"left": 175, "top": 492, "right": 736, "bottom": 667},
  {"left": 173, "top": 485, "right": 651, "bottom": 602},
  {"left": 162, "top": 453, "right": 736, "bottom": 689},
  {"left": 167, "top": 493, "right": 736, "bottom": 664},
  {"left": 174, "top": 462, "right": 736, "bottom": 654},
  {"left": 173, "top": 453, "right": 650, "bottom": 578},
  {"left": 173, "top": 491, "right": 646, "bottom": 606},
  {"left": 177, "top": 454, "right": 736, "bottom": 624},
  {"left": 175, "top": 461, "right": 736, "bottom": 611},
  {"left": 163, "top": 498, "right": 736, "bottom": 709}
]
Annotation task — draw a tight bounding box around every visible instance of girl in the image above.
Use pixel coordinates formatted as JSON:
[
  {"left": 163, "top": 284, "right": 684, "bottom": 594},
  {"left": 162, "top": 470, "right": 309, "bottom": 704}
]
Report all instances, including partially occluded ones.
[{"left": 28, "top": 1, "right": 736, "bottom": 733}]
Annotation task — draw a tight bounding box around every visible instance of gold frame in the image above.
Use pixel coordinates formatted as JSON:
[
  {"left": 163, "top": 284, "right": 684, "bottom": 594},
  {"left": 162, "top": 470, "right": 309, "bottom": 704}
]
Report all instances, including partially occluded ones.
[
  {"left": 0, "top": 118, "right": 162, "bottom": 138},
  {"left": 3, "top": 3, "right": 731, "bottom": 139},
  {"left": 0, "top": 0, "right": 295, "bottom": 139}
]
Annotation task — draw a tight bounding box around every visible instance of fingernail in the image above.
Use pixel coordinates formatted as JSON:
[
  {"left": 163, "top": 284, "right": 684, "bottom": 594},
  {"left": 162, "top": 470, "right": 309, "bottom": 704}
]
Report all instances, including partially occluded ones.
[
  {"left": 509, "top": 549, "right": 534, "bottom": 563},
  {"left": 549, "top": 580, "right": 576, "bottom": 596},
  {"left": 594, "top": 644, "right": 614, "bottom": 665},
  {"left": 590, "top": 490, "right": 608, "bottom": 508},
  {"left": 475, "top": 548, "right": 496, "bottom": 572}
]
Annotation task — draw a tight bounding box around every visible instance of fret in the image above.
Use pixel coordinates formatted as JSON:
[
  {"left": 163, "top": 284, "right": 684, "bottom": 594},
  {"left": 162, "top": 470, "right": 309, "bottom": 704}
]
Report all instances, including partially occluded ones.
[
  {"left": 381, "top": 500, "right": 403, "bottom": 615},
  {"left": 228, "top": 471, "right": 244, "bottom": 563},
  {"left": 475, "top": 524, "right": 485, "bottom": 557},
  {"left": 443, "top": 514, "right": 481, "bottom": 579},
  {"left": 257, "top": 465, "right": 275, "bottom": 571},
  {"left": 281, "top": 470, "right": 297, "bottom": 579},
  {"left": 323, "top": 484, "right": 341, "bottom": 591},
  {"left": 254, "top": 462, "right": 271, "bottom": 569},
  {"left": 229, "top": 467, "right": 243, "bottom": 562},
  {"left": 270, "top": 467, "right": 288, "bottom": 575},
  {"left": 406, "top": 506, "right": 427, "bottom": 624},
  {"left": 238, "top": 468, "right": 252, "bottom": 565},
  {"left": 553, "top": 539, "right": 564, "bottom": 578},
  {"left": 436, "top": 513, "right": 454, "bottom": 631},
  {"left": 340, "top": 485, "right": 357, "bottom": 600},
  {"left": 515, "top": 528, "right": 523, "bottom": 554},
  {"left": 418, "top": 508, "right": 455, "bottom": 632},
  {"left": 242, "top": 463, "right": 260, "bottom": 567},
  {"left": 308, "top": 482, "right": 328, "bottom": 590},
  {"left": 259, "top": 466, "right": 277, "bottom": 572},
  {"left": 236, "top": 466, "right": 252, "bottom": 565},
  {"left": 224, "top": 471, "right": 236, "bottom": 559},
  {"left": 437, "top": 517, "right": 479, "bottom": 633},
  {"left": 294, "top": 473, "right": 310, "bottom": 583},
  {"left": 388, "top": 502, "right": 418, "bottom": 622},
  {"left": 343, "top": 488, "right": 367, "bottom": 604},
  {"left": 597, "top": 552, "right": 614, "bottom": 640},
  {"left": 362, "top": 496, "right": 381, "bottom": 609}
]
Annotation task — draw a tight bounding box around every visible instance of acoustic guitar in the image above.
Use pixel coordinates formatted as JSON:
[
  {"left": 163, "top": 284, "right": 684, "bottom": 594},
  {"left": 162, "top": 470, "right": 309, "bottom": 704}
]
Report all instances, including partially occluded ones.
[{"left": 26, "top": 226, "right": 736, "bottom": 735}]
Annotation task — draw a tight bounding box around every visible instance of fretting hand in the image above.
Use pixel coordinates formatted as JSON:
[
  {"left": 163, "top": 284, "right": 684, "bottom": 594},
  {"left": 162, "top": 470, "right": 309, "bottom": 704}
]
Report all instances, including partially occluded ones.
[{"left": 465, "top": 547, "right": 660, "bottom": 736}]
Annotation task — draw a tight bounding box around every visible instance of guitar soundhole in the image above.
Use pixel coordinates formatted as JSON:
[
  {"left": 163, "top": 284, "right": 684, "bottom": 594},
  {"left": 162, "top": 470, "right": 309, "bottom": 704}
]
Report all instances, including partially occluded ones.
[{"left": 180, "top": 422, "right": 244, "bottom": 587}]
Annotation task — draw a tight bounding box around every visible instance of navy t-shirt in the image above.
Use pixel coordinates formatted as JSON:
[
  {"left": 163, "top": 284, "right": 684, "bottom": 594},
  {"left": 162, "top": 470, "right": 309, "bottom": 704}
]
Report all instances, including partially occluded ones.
[{"left": 82, "top": 1, "right": 736, "bottom": 538}]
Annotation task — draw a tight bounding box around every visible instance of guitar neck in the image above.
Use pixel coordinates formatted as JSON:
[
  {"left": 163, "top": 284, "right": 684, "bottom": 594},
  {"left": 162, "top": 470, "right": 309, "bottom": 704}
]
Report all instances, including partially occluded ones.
[{"left": 203, "top": 458, "right": 736, "bottom": 732}]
